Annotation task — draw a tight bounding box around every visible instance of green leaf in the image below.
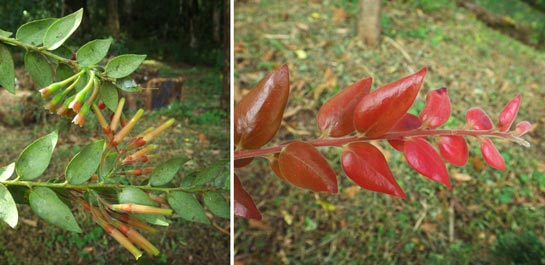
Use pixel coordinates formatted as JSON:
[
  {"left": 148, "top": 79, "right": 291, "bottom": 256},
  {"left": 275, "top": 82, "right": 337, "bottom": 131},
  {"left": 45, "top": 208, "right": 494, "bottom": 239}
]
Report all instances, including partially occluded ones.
[
  {"left": 56, "top": 63, "right": 74, "bottom": 81},
  {"left": 43, "top": 9, "right": 83, "bottom": 50},
  {"left": 24, "top": 51, "right": 54, "bottom": 87},
  {"left": 0, "top": 162, "right": 15, "bottom": 181},
  {"left": 15, "top": 18, "right": 56, "bottom": 46},
  {"left": 0, "top": 29, "right": 12, "bottom": 37},
  {"left": 168, "top": 191, "right": 210, "bottom": 224},
  {"left": 150, "top": 157, "right": 189, "bottom": 186},
  {"left": 65, "top": 140, "right": 104, "bottom": 184},
  {"left": 0, "top": 43, "right": 15, "bottom": 94},
  {"left": 180, "top": 172, "right": 198, "bottom": 188},
  {"left": 7, "top": 186, "right": 29, "bottom": 205},
  {"left": 16, "top": 131, "right": 58, "bottom": 180},
  {"left": 99, "top": 82, "right": 119, "bottom": 111},
  {"left": 193, "top": 159, "right": 229, "bottom": 186},
  {"left": 105, "top": 54, "right": 146, "bottom": 78},
  {"left": 99, "top": 152, "right": 117, "bottom": 180},
  {"left": 203, "top": 191, "right": 229, "bottom": 219},
  {"left": 118, "top": 187, "right": 170, "bottom": 226},
  {"left": 0, "top": 184, "right": 18, "bottom": 228},
  {"left": 52, "top": 45, "right": 73, "bottom": 60},
  {"left": 77, "top": 38, "right": 112, "bottom": 66},
  {"left": 30, "top": 187, "right": 81, "bottom": 232},
  {"left": 115, "top": 77, "right": 140, "bottom": 92}
]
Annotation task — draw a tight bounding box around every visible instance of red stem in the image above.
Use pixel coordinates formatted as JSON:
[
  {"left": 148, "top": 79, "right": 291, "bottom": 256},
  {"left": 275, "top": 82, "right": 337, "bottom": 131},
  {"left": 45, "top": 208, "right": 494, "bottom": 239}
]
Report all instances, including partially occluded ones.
[{"left": 234, "top": 129, "right": 527, "bottom": 160}]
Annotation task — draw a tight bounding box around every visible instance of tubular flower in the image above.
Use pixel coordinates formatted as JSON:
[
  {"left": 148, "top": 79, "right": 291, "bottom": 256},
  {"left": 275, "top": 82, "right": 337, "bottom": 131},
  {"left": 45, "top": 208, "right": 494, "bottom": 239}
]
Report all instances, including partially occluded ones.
[
  {"left": 110, "top": 203, "right": 173, "bottom": 215},
  {"left": 72, "top": 102, "right": 91, "bottom": 127},
  {"left": 127, "top": 119, "right": 175, "bottom": 150},
  {"left": 110, "top": 218, "right": 160, "bottom": 256}
]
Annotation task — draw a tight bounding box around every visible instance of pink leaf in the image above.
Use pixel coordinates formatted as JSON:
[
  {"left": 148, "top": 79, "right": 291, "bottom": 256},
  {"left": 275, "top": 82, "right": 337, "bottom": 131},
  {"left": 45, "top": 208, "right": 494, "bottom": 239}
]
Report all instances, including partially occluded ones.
[
  {"left": 497, "top": 95, "right": 521, "bottom": 132},
  {"left": 404, "top": 138, "right": 451, "bottom": 188},
  {"left": 278, "top": 141, "right": 338, "bottom": 193},
  {"left": 480, "top": 138, "right": 506, "bottom": 171},
  {"left": 341, "top": 142, "right": 406, "bottom": 199},
  {"left": 466, "top": 107, "right": 493, "bottom": 130},
  {"left": 234, "top": 174, "right": 262, "bottom": 220},
  {"left": 438, "top": 136, "right": 468, "bottom": 166},
  {"left": 514, "top": 121, "right": 532, "bottom": 136},
  {"left": 317, "top": 77, "right": 372, "bottom": 137},
  {"left": 388, "top": 114, "right": 422, "bottom": 152},
  {"left": 419, "top": 87, "right": 451, "bottom": 128},
  {"left": 353, "top": 68, "right": 427, "bottom": 137}
]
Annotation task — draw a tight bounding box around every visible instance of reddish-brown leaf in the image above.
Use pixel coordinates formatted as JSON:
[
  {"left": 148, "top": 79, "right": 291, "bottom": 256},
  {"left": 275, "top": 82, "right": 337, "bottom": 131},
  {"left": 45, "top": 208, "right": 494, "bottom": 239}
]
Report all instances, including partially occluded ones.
[
  {"left": 234, "top": 158, "right": 253, "bottom": 168},
  {"left": 419, "top": 87, "right": 451, "bottom": 129},
  {"left": 514, "top": 121, "right": 532, "bottom": 136},
  {"left": 234, "top": 174, "right": 262, "bottom": 220},
  {"left": 269, "top": 155, "right": 286, "bottom": 181},
  {"left": 234, "top": 65, "right": 290, "bottom": 149},
  {"left": 341, "top": 142, "right": 406, "bottom": 199},
  {"left": 497, "top": 95, "right": 521, "bottom": 132},
  {"left": 388, "top": 114, "right": 422, "bottom": 152},
  {"left": 480, "top": 138, "right": 506, "bottom": 171},
  {"left": 317, "top": 77, "right": 372, "bottom": 137},
  {"left": 466, "top": 107, "right": 493, "bottom": 130},
  {"left": 438, "top": 136, "right": 468, "bottom": 166},
  {"left": 404, "top": 138, "right": 451, "bottom": 188},
  {"left": 278, "top": 141, "right": 338, "bottom": 193},
  {"left": 353, "top": 68, "right": 427, "bottom": 137}
]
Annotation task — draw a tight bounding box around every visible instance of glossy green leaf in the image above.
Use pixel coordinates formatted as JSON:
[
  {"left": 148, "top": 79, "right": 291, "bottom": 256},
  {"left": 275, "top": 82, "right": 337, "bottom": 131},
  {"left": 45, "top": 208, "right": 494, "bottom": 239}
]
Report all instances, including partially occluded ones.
[
  {"left": 193, "top": 159, "right": 229, "bottom": 186},
  {"left": 65, "top": 140, "right": 104, "bottom": 184},
  {"left": 43, "top": 9, "right": 83, "bottom": 50},
  {"left": 168, "top": 191, "right": 210, "bottom": 224},
  {"left": 100, "top": 82, "right": 119, "bottom": 111},
  {"left": 105, "top": 54, "right": 146, "bottom": 78},
  {"left": 55, "top": 63, "right": 74, "bottom": 81},
  {"left": 150, "top": 157, "right": 189, "bottom": 186},
  {"left": 0, "top": 183, "right": 18, "bottom": 228},
  {"left": 16, "top": 131, "right": 58, "bottom": 180},
  {"left": 0, "top": 162, "right": 15, "bottom": 181},
  {"left": 24, "top": 51, "right": 54, "bottom": 87},
  {"left": 203, "top": 191, "right": 229, "bottom": 219},
  {"left": 114, "top": 77, "right": 139, "bottom": 92},
  {"left": 29, "top": 187, "right": 81, "bottom": 232},
  {"left": 0, "top": 29, "right": 12, "bottom": 37},
  {"left": 0, "top": 43, "right": 15, "bottom": 94},
  {"left": 15, "top": 18, "right": 56, "bottom": 46},
  {"left": 118, "top": 187, "right": 170, "bottom": 226},
  {"left": 77, "top": 38, "right": 112, "bottom": 66}
]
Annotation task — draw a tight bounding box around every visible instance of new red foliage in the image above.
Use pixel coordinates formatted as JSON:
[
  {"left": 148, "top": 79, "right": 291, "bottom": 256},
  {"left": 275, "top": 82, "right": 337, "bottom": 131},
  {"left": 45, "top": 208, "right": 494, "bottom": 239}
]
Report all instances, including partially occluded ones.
[
  {"left": 497, "top": 95, "right": 521, "bottom": 132},
  {"left": 480, "top": 138, "right": 506, "bottom": 171},
  {"left": 438, "top": 136, "right": 468, "bottom": 166},
  {"left": 404, "top": 138, "right": 451, "bottom": 188},
  {"left": 419, "top": 87, "right": 451, "bottom": 129},
  {"left": 234, "top": 174, "right": 262, "bottom": 220},
  {"left": 466, "top": 107, "right": 493, "bottom": 130}
]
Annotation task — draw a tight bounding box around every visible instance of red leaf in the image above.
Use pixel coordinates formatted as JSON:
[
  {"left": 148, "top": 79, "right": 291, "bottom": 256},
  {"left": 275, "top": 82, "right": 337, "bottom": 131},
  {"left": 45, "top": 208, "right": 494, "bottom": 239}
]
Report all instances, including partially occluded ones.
[
  {"left": 514, "top": 121, "right": 532, "bottom": 136},
  {"left": 234, "top": 65, "right": 290, "bottom": 149},
  {"left": 404, "top": 138, "right": 451, "bottom": 188},
  {"left": 438, "top": 136, "right": 468, "bottom": 166},
  {"left": 234, "top": 174, "right": 262, "bottom": 220},
  {"left": 341, "top": 142, "right": 406, "bottom": 199},
  {"left": 317, "top": 77, "right": 372, "bottom": 137},
  {"left": 419, "top": 87, "right": 451, "bottom": 129},
  {"left": 480, "top": 138, "right": 506, "bottom": 171},
  {"left": 234, "top": 158, "right": 254, "bottom": 168},
  {"left": 354, "top": 68, "right": 427, "bottom": 137},
  {"left": 388, "top": 114, "right": 422, "bottom": 151},
  {"left": 278, "top": 141, "right": 338, "bottom": 193},
  {"left": 466, "top": 107, "right": 493, "bottom": 130},
  {"left": 497, "top": 95, "right": 521, "bottom": 132},
  {"left": 269, "top": 155, "right": 286, "bottom": 181}
]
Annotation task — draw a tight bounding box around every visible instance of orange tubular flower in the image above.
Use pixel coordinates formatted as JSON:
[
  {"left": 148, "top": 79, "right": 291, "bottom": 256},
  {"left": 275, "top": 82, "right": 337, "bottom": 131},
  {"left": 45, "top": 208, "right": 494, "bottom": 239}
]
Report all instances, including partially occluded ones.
[
  {"left": 127, "top": 119, "right": 175, "bottom": 150},
  {"left": 110, "top": 218, "right": 159, "bottom": 256},
  {"left": 110, "top": 203, "right": 173, "bottom": 215},
  {"left": 123, "top": 145, "right": 155, "bottom": 164},
  {"left": 107, "top": 211, "right": 157, "bottom": 233}
]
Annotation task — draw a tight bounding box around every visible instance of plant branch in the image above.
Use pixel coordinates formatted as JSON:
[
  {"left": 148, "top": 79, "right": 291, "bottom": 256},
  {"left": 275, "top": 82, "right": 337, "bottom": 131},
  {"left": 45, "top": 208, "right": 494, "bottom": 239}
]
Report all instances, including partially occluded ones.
[
  {"left": 234, "top": 128, "right": 529, "bottom": 160},
  {"left": 0, "top": 36, "right": 76, "bottom": 68},
  {"left": 0, "top": 179, "right": 222, "bottom": 194}
]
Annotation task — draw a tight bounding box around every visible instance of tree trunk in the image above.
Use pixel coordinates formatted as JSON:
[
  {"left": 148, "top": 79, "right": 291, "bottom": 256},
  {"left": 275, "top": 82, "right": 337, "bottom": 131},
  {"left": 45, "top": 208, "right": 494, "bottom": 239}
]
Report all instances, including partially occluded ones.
[
  {"left": 358, "top": 0, "right": 381, "bottom": 47},
  {"left": 106, "top": 0, "right": 120, "bottom": 39},
  {"left": 220, "top": 0, "right": 230, "bottom": 111}
]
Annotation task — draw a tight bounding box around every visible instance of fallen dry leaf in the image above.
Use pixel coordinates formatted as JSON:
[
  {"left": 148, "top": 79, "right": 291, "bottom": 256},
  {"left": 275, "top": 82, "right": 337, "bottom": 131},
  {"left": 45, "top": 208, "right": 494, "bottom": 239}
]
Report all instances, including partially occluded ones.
[
  {"left": 248, "top": 219, "right": 273, "bottom": 232},
  {"left": 452, "top": 172, "right": 473, "bottom": 182},
  {"left": 332, "top": 8, "right": 347, "bottom": 23}
]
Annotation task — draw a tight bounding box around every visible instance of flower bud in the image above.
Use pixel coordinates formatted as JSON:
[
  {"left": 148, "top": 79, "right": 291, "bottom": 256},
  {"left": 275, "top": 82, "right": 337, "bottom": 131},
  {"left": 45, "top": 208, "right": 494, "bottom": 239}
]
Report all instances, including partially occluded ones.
[{"left": 110, "top": 203, "right": 173, "bottom": 215}]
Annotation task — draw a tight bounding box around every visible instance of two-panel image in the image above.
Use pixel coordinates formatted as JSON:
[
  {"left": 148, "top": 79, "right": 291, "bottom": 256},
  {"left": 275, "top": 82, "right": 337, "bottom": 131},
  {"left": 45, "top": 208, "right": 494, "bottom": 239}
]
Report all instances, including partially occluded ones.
[{"left": 0, "top": 0, "right": 542, "bottom": 264}]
